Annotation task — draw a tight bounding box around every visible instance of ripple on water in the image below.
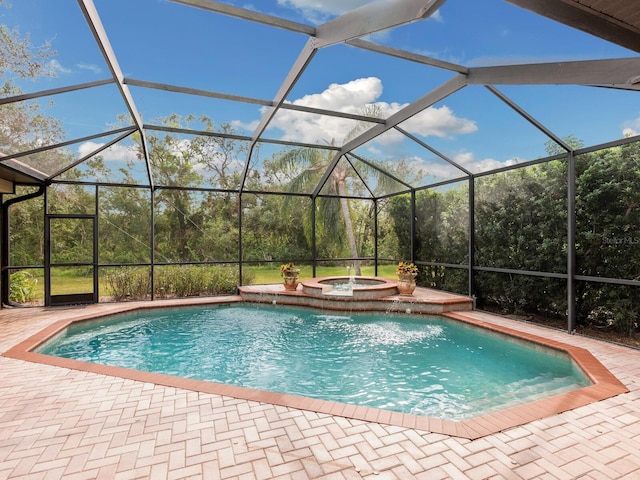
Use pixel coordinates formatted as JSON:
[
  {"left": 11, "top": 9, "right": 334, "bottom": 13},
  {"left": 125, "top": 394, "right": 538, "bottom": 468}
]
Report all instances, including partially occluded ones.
[{"left": 39, "top": 304, "right": 590, "bottom": 420}]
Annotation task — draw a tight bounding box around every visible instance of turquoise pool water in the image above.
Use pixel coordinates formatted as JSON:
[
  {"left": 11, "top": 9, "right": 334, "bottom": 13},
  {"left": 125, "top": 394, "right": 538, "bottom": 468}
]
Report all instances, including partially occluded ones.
[
  {"left": 39, "top": 305, "right": 590, "bottom": 420},
  {"left": 321, "top": 278, "right": 384, "bottom": 286}
]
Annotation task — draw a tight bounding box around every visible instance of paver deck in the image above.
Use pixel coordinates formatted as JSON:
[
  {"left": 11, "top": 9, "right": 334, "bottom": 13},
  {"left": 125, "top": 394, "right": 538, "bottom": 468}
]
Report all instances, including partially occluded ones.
[{"left": 1, "top": 291, "right": 639, "bottom": 479}]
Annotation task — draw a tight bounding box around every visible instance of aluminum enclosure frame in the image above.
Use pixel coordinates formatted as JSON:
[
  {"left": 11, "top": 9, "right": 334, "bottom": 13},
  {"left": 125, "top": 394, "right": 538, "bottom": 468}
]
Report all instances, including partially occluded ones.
[{"left": 1, "top": 0, "right": 640, "bottom": 335}]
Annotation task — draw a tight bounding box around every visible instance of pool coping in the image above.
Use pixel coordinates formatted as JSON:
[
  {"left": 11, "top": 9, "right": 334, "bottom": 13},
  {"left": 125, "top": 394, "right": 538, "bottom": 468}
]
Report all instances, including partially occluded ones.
[
  {"left": 300, "top": 275, "right": 398, "bottom": 300},
  {"left": 2, "top": 295, "right": 629, "bottom": 440},
  {"left": 238, "top": 282, "right": 474, "bottom": 313}
]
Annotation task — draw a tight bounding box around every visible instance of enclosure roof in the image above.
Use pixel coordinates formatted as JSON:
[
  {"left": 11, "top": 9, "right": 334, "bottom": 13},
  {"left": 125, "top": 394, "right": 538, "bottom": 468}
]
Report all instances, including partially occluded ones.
[
  {"left": 2, "top": 0, "right": 640, "bottom": 197},
  {"left": 508, "top": 0, "right": 640, "bottom": 53}
]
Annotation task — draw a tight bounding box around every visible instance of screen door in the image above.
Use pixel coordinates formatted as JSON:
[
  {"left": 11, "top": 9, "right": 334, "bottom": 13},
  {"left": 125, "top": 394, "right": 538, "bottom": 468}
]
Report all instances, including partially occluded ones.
[{"left": 45, "top": 214, "right": 97, "bottom": 306}]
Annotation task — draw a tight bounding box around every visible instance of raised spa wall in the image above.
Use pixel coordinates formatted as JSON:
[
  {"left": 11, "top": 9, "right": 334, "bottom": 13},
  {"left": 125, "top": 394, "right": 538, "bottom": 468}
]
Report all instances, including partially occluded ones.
[{"left": 238, "top": 276, "right": 474, "bottom": 314}]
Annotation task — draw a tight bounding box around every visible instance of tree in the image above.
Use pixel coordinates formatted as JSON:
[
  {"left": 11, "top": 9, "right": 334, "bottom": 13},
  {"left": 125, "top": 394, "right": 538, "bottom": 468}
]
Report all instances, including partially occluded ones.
[
  {"left": 574, "top": 142, "right": 640, "bottom": 333},
  {"left": 1, "top": 1, "right": 67, "bottom": 272},
  {"left": 191, "top": 116, "right": 247, "bottom": 190},
  {"left": 474, "top": 163, "right": 568, "bottom": 315},
  {"left": 1, "top": 1, "right": 64, "bottom": 165},
  {"left": 7, "top": 186, "right": 44, "bottom": 266},
  {"left": 544, "top": 134, "right": 583, "bottom": 156},
  {"left": 98, "top": 185, "right": 152, "bottom": 265},
  {"left": 387, "top": 194, "right": 412, "bottom": 260},
  {"left": 113, "top": 114, "right": 249, "bottom": 264},
  {"left": 389, "top": 185, "right": 469, "bottom": 293},
  {"left": 267, "top": 106, "right": 390, "bottom": 274}
]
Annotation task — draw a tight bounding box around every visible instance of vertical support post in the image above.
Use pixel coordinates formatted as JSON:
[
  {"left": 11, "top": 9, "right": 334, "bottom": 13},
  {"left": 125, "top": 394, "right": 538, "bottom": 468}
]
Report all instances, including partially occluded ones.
[
  {"left": 410, "top": 189, "right": 416, "bottom": 263},
  {"left": 238, "top": 192, "right": 243, "bottom": 287},
  {"left": 567, "top": 152, "right": 577, "bottom": 333},
  {"left": 468, "top": 177, "right": 476, "bottom": 299},
  {"left": 94, "top": 185, "right": 99, "bottom": 303},
  {"left": 44, "top": 187, "right": 51, "bottom": 307},
  {"left": 373, "top": 198, "right": 378, "bottom": 276},
  {"left": 311, "top": 196, "right": 317, "bottom": 277},
  {"left": 150, "top": 188, "right": 155, "bottom": 300},
  {"left": 0, "top": 195, "right": 6, "bottom": 307},
  {"left": 0, "top": 194, "right": 3, "bottom": 308}
]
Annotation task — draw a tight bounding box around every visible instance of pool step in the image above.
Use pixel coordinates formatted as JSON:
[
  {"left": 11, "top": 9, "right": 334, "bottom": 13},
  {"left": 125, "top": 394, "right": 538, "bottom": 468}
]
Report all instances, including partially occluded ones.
[{"left": 463, "top": 375, "right": 586, "bottom": 416}]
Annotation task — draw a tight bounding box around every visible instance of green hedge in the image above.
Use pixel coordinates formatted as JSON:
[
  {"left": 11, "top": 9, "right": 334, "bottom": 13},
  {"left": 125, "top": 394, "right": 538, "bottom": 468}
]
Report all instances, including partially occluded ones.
[{"left": 104, "top": 265, "right": 253, "bottom": 300}]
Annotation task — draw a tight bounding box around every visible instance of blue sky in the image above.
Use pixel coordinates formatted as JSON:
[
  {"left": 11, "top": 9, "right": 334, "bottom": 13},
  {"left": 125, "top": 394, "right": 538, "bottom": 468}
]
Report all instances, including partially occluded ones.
[{"left": 4, "top": 0, "right": 640, "bottom": 186}]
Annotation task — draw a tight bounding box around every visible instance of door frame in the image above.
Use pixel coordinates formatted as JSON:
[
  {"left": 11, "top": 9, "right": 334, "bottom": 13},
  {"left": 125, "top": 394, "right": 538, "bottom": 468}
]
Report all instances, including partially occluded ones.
[{"left": 44, "top": 213, "right": 98, "bottom": 306}]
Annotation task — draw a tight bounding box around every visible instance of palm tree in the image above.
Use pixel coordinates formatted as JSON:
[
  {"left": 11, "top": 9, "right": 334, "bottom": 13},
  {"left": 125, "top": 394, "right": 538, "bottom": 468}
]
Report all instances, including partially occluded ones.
[{"left": 271, "top": 106, "right": 388, "bottom": 275}]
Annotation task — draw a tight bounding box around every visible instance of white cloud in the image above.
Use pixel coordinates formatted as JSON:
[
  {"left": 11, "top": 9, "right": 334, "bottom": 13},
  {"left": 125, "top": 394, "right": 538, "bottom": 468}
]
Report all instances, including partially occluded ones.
[
  {"left": 297, "top": 77, "right": 383, "bottom": 109},
  {"left": 231, "top": 119, "right": 260, "bottom": 132},
  {"left": 450, "top": 151, "right": 520, "bottom": 174},
  {"left": 277, "top": 0, "right": 441, "bottom": 25},
  {"left": 622, "top": 116, "right": 640, "bottom": 137},
  {"left": 265, "top": 77, "right": 476, "bottom": 145},
  {"left": 267, "top": 77, "right": 382, "bottom": 144},
  {"left": 277, "top": 0, "right": 369, "bottom": 21},
  {"left": 76, "top": 63, "right": 102, "bottom": 74},
  {"left": 49, "top": 59, "right": 72, "bottom": 74},
  {"left": 397, "top": 150, "right": 522, "bottom": 182},
  {"left": 400, "top": 105, "right": 477, "bottom": 138},
  {"left": 431, "top": 9, "right": 443, "bottom": 22},
  {"left": 78, "top": 142, "right": 139, "bottom": 162}
]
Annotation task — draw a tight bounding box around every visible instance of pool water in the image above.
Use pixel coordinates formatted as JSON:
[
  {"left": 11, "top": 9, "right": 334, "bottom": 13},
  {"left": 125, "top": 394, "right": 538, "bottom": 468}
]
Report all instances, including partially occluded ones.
[
  {"left": 321, "top": 277, "right": 384, "bottom": 293},
  {"left": 40, "top": 305, "right": 590, "bottom": 420},
  {"left": 322, "top": 278, "right": 384, "bottom": 287}
]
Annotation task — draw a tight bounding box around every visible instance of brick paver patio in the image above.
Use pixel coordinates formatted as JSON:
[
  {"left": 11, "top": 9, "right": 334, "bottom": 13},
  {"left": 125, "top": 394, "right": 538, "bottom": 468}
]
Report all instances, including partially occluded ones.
[{"left": 1, "top": 296, "right": 639, "bottom": 479}]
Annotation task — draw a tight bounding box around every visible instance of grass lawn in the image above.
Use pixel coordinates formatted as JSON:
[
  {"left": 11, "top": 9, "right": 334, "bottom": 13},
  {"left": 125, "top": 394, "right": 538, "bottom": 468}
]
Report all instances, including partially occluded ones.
[{"left": 23, "top": 264, "right": 399, "bottom": 301}]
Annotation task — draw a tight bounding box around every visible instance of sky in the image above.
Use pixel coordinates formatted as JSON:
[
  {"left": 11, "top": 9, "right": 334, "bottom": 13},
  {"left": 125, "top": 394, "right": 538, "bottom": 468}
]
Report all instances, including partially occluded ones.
[{"left": 3, "top": 0, "right": 640, "bottom": 187}]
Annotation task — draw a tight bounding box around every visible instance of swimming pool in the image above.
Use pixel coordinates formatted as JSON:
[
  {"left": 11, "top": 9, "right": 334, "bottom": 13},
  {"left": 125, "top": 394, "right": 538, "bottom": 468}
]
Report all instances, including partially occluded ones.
[{"left": 38, "top": 304, "right": 590, "bottom": 421}]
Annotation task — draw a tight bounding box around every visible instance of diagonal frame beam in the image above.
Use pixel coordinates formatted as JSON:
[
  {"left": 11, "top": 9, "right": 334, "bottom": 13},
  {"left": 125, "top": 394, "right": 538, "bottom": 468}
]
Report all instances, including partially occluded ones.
[
  {"left": 241, "top": 0, "right": 446, "bottom": 191},
  {"left": 347, "top": 151, "right": 414, "bottom": 191},
  {"left": 315, "top": 0, "right": 446, "bottom": 48},
  {"left": 467, "top": 57, "right": 640, "bottom": 86},
  {"left": 485, "top": 85, "right": 573, "bottom": 152},
  {"left": 394, "top": 125, "right": 473, "bottom": 177},
  {"left": 239, "top": 38, "right": 318, "bottom": 190},
  {"left": 0, "top": 127, "right": 136, "bottom": 162},
  {"left": 48, "top": 129, "right": 136, "bottom": 180},
  {"left": 249, "top": 38, "right": 318, "bottom": 145},
  {"left": 125, "top": 78, "right": 387, "bottom": 125},
  {"left": 0, "top": 79, "right": 115, "bottom": 106},
  {"left": 77, "top": 0, "right": 154, "bottom": 189},
  {"left": 311, "top": 74, "right": 467, "bottom": 198},
  {"left": 169, "top": 0, "right": 315, "bottom": 35},
  {"left": 346, "top": 38, "right": 468, "bottom": 74}
]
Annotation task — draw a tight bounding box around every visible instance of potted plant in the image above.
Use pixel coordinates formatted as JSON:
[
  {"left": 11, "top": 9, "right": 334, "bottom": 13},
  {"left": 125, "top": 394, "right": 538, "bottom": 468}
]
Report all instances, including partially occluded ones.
[
  {"left": 280, "top": 262, "right": 301, "bottom": 291},
  {"left": 396, "top": 261, "right": 418, "bottom": 295}
]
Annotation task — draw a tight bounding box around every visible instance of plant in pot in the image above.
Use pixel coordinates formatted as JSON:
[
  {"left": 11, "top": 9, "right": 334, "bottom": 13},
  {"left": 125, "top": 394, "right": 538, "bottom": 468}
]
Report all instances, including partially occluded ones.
[
  {"left": 280, "top": 262, "right": 301, "bottom": 291},
  {"left": 396, "top": 261, "right": 418, "bottom": 296}
]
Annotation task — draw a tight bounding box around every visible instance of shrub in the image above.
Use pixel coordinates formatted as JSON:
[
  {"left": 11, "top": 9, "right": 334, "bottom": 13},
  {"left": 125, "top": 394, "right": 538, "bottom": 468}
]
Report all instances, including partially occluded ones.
[
  {"left": 104, "top": 268, "right": 150, "bottom": 300},
  {"left": 9, "top": 270, "right": 37, "bottom": 304},
  {"left": 155, "top": 265, "right": 243, "bottom": 298},
  {"left": 155, "top": 266, "right": 205, "bottom": 297}
]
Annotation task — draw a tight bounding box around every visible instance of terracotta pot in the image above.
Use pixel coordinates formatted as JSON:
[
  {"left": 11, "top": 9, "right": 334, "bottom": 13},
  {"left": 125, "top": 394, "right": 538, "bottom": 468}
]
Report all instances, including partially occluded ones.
[
  {"left": 283, "top": 271, "right": 300, "bottom": 291},
  {"left": 397, "top": 273, "right": 416, "bottom": 296}
]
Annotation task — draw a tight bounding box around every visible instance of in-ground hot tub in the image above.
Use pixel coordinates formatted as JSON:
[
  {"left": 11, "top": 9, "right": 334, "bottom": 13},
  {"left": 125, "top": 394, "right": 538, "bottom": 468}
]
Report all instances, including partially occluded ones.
[{"left": 301, "top": 276, "right": 398, "bottom": 299}]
